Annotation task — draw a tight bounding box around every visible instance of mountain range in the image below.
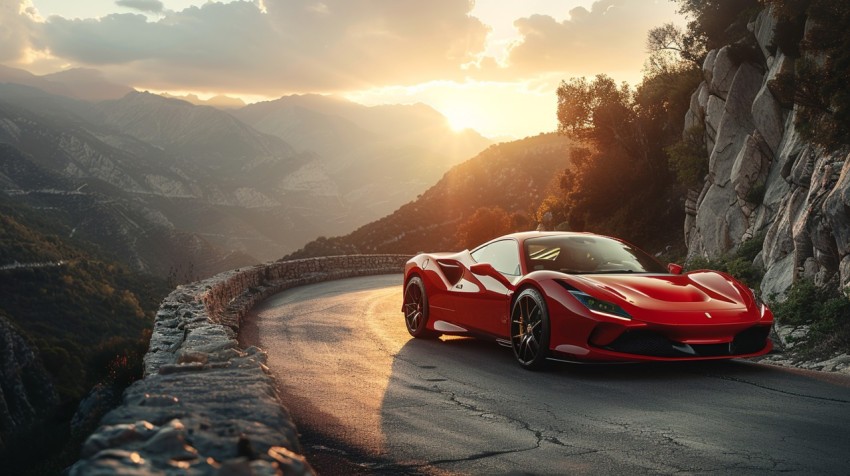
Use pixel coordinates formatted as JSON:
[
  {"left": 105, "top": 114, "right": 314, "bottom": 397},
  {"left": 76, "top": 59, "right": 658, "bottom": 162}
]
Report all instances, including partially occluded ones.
[{"left": 0, "top": 65, "right": 491, "bottom": 277}]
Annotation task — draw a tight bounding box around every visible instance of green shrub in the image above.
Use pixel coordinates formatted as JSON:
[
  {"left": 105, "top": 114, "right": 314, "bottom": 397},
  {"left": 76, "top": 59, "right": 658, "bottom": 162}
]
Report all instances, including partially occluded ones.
[
  {"left": 686, "top": 233, "right": 766, "bottom": 288},
  {"left": 770, "top": 279, "right": 819, "bottom": 325},
  {"left": 771, "top": 279, "right": 850, "bottom": 359},
  {"left": 666, "top": 125, "right": 708, "bottom": 188},
  {"left": 745, "top": 182, "right": 766, "bottom": 205}
]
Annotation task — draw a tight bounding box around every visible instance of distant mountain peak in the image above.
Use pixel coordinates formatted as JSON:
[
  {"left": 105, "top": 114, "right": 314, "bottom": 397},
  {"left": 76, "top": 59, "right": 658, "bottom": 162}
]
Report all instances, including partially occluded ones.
[
  {"left": 159, "top": 92, "right": 246, "bottom": 109},
  {"left": 0, "top": 64, "right": 135, "bottom": 102},
  {"left": 44, "top": 67, "right": 108, "bottom": 80}
]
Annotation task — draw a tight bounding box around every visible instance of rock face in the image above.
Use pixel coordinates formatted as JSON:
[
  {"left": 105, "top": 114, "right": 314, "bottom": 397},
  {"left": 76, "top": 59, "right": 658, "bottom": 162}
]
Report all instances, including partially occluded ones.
[
  {"left": 684, "top": 7, "right": 850, "bottom": 297},
  {"left": 0, "top": 315, "right": 58, "bottom": 452},
  {"left": 69, "top": 254, "right": 409, "bottom": 475}
]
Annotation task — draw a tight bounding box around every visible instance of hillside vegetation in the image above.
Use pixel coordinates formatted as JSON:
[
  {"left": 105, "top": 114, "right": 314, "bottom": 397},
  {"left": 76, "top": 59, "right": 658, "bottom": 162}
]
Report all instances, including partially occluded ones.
[{"left": 0, "top": 194, "right": 170, "bottom": 473}]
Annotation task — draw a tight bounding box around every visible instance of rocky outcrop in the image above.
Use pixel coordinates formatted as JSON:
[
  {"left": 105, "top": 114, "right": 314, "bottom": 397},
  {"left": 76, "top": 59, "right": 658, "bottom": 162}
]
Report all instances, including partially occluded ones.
[
  {"left": 69, "top": 254, "right": 409, "bottom": 475},
  {"left": 0, "top": 315, "right": 58, "bottom": 452},
  {"left": 684, "top": 6, "right": 850, "bottom": 297}
]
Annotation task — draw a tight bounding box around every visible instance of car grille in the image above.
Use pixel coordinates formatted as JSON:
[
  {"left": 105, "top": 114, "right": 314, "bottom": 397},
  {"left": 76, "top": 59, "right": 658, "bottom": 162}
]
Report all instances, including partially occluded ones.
[
  {"left": 603, "top": 330, "right": 682, "bottom": 357},
  {"left": 602, "top": 326, "right": 770, "bottom": 358},
  {"left": 731, "top": 325, "right": 772, "bottom": 354}
]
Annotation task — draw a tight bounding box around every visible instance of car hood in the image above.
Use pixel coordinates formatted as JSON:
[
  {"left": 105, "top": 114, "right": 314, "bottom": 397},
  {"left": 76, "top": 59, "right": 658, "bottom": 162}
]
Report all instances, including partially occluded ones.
[{"left": 569, "top": 271, "right": 752, "bottom": 313}]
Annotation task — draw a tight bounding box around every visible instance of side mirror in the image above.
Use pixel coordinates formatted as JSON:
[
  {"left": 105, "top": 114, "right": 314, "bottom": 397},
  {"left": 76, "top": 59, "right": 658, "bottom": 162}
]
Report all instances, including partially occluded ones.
[
  {"left": 470, "top": 263, "right": 515, "bottom": 289},
  {"left": 667, "top": 263, "right": 683, "bottom": 275}
]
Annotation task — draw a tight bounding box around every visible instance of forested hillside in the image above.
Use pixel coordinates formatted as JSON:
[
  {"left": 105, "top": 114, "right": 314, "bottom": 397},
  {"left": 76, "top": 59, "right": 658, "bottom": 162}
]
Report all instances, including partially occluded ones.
[{"left": 0, "top": 194, "right": 170, "bottom": 473}]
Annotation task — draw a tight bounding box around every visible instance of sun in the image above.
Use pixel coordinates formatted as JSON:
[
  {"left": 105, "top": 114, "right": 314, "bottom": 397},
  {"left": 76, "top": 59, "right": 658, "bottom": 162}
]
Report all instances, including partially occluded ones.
[{"left": 442, "top": 106, "right": 479, "bottom": 132}]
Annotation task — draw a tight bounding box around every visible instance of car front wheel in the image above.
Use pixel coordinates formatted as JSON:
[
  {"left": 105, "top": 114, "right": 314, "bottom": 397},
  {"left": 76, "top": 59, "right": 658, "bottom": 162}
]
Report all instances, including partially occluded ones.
[{"left": 510, "top": 287, "right": 550, "bottom": 369}]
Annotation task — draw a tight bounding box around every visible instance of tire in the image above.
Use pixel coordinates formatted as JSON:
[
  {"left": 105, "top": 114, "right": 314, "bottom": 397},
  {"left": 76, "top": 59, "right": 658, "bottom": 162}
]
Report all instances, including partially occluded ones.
[
  {"left": 403, "top": 276, "right": 439, "bottom": 339},
  {"left": 510, "top": 287, "right": 550, "bottom": 370}
]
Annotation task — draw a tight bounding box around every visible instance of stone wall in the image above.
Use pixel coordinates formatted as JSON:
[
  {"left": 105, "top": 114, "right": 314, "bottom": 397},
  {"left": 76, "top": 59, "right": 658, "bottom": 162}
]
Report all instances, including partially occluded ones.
[
  {"left": 684, "top": 6, "right": 850, "bottom": 298},
  {"left": 69, "top": 254, "right": 410, "bottom": 475}
]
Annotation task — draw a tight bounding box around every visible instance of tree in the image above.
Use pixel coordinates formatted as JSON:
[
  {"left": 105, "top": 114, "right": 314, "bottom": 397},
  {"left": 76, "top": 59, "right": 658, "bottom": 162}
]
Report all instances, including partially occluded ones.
[
  {"left": 674, "top": 0, "right": 762, "bottom": 58},
  {"left": 456, "top": 207, "right": 511, "bottom": 249},
  {"left": 550, "top": 40, "right": 703, "bottom": 248},
  {"left": 646, "top": 23, "right": 705, "bottom": 71}
]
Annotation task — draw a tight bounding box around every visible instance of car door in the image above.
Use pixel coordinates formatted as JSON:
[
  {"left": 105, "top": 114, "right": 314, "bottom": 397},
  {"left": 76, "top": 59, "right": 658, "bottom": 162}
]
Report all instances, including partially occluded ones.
[{"left": 462, "top": 239, "right": 521, "bottom": 337}]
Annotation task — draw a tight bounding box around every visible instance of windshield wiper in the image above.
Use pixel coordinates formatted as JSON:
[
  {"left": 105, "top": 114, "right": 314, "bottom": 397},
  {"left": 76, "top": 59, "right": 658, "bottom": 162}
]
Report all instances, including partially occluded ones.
[{"left": 557, "top": 268, "right": 588, "bottom": 274}]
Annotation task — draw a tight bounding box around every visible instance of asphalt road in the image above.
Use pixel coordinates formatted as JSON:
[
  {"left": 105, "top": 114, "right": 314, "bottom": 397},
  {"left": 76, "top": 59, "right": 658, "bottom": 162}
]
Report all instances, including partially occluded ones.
[{"left": 242, "top": 274, "right": 850, "bottom": 475}]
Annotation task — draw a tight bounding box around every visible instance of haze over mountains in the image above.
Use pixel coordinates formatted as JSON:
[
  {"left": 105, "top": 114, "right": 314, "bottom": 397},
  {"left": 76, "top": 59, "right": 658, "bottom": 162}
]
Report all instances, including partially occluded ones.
[
  {"left": 0, "top": 66, "right": 491, "bottom": 277},
  {"left": 288, "top": 133, "right": 574, "bottom": 258}
]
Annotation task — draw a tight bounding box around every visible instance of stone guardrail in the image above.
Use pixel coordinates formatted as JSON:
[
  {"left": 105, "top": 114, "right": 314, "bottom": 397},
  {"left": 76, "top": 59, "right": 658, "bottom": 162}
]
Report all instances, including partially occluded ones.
[{"left": 69, "top": 254, "right": 410, "bottom": 475}]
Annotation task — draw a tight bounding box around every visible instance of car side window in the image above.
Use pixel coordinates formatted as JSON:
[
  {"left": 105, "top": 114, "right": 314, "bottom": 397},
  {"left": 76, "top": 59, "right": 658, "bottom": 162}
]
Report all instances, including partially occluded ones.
[{"left": 471, "top": 239, "right": 521, "bottom": 276}]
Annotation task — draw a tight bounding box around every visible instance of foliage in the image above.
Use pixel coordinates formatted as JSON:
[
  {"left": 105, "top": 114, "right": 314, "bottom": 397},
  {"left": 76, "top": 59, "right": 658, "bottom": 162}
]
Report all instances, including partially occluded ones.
[
  {"left": 666, "top": 125, "right": 709, "bottom": 188},
  {"left": 646, "top": 23, "right": 705, "bottom": 70},
  {"left": 550, "top": 63, "right": 702, "bottom": 250},
  {"left": 557, "top": 76, "right": 634, "bottom": 143},
  {"left": 0, "top": 200, "right": 169, "bottom": 471},
  {"left": 766, "top": 0, "right": 850, "bottom": 150},
  {"left": 0, "top": 258, "right": 163, "bottom": 399},
  {"left": 745, "top": 182, "right": 767, "bottom": 205},
  {"left": 456, "top": 207, "right": 513, "bottom": 250},
  {"left": 673, "top": 0, "right": 762, "bottom": 60},
  {"left": 770, "top": 279, "right": 850, "bottom": 359},
  {"left": 534, "top": 192, "right": 570, "bottom": 230},
  {"left": 687, "top": 233, "right": 766, "bottom": 288},
  {"left": 768, "top": 0, "right": 808, "bottom": 58},
  {"left": 90, "top": 333, "right": 151, "bottom": 387}
]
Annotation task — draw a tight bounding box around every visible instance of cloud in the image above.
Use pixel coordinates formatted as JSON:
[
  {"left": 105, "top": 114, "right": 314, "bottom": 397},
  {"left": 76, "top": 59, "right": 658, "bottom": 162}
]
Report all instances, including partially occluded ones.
[
  {"left": 3, "top": 0, "right": 681, "bottom": 97},
  {"left": 115, "top": 0, "right": 164, "bottom": 14},
  {"left": 36, "top": 0, "right": 490, "bottom": 93},
  {"left": 0, "top": 0, "right": 38, "bottom": 63},
  {"left": 496, "top": 0, "right": 681, "bottom": 80}
]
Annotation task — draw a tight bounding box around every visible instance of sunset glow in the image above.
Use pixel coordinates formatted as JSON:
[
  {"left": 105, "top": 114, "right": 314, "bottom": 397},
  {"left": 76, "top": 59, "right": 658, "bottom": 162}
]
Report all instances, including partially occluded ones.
[{"left": 2, "top": 0, "right": 686, "bottom": 139}]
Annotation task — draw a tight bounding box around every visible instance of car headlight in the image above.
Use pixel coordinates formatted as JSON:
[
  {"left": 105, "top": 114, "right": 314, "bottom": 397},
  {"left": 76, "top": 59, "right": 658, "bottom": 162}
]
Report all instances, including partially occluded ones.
[
  {"left": 568, "top": 290, "right": 631, "bottom": 320},
  {"left": 749, "top": 287, "right": 767, "bottom": 317}
]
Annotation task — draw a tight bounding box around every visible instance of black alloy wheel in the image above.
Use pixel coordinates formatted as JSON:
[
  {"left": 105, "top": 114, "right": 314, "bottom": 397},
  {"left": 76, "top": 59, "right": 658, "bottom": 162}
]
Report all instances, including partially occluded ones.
[
  {"left": 510, "top": 287, "right": 550, "bottom": 369},
  {"left": 403, "top": 276, "right": 438, "bottom": 339}
]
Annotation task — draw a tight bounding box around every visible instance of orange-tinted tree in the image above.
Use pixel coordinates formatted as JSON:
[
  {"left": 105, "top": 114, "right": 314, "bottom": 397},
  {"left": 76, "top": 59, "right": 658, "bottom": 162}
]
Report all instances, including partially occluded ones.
[
  {"left": 550, "top": 63, "right": 701, "bottom": 249},
  {"left": 456, "top": 206, "right": 512, "bottom": 250}
]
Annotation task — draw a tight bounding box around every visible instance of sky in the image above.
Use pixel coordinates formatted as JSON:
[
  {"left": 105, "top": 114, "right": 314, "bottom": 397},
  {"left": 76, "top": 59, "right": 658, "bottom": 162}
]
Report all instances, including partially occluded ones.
[{"left": 1, "top": 0, "right": 686, "bottom": 139}]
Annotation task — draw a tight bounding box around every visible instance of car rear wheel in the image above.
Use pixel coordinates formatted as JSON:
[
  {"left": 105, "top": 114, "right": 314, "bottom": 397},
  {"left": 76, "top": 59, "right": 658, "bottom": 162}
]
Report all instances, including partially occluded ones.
[
  {"left": 403, "top": 276, "right": 439, "bottom": 339},
  {"left": 510, "top": 287, "right": 550, "bottom": 369}
]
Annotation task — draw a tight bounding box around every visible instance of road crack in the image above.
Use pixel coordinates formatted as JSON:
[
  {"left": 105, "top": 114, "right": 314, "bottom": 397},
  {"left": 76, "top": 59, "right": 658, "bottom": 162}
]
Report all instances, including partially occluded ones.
[
  {"left": 701, "top": 373, "right": 850, "bottom": 403},
  {"left": 433, "top": 389, "right": 600, "bottom": 463}
]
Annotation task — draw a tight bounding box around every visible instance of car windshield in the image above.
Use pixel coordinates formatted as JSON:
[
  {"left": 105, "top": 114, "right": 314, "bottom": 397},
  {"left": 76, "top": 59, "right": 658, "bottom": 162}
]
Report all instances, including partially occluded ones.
[{"left": 524, "top": 235, "right": 666, "bottom": 274}]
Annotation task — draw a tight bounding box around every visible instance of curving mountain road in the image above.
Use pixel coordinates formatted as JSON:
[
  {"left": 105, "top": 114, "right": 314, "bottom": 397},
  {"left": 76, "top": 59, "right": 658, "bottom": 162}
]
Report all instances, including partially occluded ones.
[{"left": 242, "top": 275, "right": 850, "bottom": 475}]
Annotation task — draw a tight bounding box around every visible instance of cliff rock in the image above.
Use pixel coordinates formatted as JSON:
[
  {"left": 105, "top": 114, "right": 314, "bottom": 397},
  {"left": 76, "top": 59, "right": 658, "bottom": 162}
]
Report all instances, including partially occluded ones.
[
  {"left": 684, "top": 7, "right": 850, "bottom": 297},
  {"left": 0, "top": 315, "right": 58, "bottom": 452}
]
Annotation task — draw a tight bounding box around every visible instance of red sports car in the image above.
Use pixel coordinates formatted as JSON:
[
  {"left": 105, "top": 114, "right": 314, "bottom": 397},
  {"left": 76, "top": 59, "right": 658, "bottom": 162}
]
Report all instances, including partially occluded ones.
[{"left": 402, "top": 232, "right": 773, "bottom": 369}]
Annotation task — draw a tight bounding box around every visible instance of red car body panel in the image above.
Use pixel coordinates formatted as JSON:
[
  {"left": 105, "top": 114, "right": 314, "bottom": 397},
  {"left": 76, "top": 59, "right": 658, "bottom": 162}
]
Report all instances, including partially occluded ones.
[{"left": 402, "top": 231, "right": 773, "bottom": 363}]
